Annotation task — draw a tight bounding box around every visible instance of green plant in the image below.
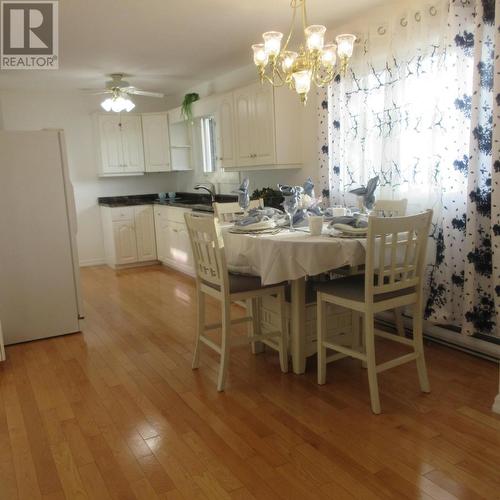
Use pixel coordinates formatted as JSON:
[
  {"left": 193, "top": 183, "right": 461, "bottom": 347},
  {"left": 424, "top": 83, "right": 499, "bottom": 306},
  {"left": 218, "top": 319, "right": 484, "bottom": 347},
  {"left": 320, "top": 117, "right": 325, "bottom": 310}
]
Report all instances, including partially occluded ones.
[
  {"left": 251, "top": 187, "right": 284, "bottom": 210},
  {"left": 181, "top": 93, "right": 200, "bottom": 121}
]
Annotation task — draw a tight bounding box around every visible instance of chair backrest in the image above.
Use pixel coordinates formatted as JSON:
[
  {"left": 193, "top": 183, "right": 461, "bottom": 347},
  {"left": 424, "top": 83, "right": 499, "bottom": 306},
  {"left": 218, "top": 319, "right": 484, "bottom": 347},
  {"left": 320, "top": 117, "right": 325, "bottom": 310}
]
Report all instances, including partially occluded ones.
[
  {"left": 213, "top": 199, "right": 263, "bottom": 222},
  {"left": 184, "top": 213, "right": 229, "bottom": 293},
  {"left": 373, "top": 198, "right": 408, "bottom": 217},
  {"left": 364, "top": 210, "right": 432, "bottom": 303}
]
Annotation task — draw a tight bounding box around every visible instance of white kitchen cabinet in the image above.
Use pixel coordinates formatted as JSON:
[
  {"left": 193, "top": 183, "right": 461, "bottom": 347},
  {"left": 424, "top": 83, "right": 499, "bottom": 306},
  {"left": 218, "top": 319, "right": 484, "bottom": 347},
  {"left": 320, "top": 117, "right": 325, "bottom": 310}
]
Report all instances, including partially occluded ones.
[
  {"left": 142, "top": 113, "right": 171, "bottom": 172},
  {"left": 135, "top": 205, "right": 157, "bottom": 262},
  {"left": 95, "top": 114, "right": 145, "bottom": 176},
  {"left": 230, "top": 82, "right": 303, "bottom": 170},
  {"left": 154, "top": 205, "right": 196, "bottom": 275},
  {"left": 167, "top": 108, "right": 193, "bottom": 171},
  {"left": 215, "top": 93, "right": 236, "bottom": 169},
  {"left": 112, "top": 220, "right": 138, "bottom": 264},
  {"left": 101, "top": 205, "right": 157, "bottom": 268}
]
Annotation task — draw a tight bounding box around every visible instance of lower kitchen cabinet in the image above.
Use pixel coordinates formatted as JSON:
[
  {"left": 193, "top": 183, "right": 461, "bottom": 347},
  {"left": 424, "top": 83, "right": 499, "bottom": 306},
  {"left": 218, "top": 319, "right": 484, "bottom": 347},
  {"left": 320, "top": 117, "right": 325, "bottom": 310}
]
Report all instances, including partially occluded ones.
[
  {"left": 101, "top": 205, "right": 157, "bottom": 268},
  {"left": 154, "top": 205, "right": 196, "bottom": 275}
]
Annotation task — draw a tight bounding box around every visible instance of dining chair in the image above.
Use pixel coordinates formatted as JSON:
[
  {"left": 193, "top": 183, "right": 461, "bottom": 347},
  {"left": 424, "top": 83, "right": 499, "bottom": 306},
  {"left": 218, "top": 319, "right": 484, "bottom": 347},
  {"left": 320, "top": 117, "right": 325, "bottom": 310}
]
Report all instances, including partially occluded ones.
[
  {"left": 373, "top": 198, "right": 408, "bottom": 217},
  {"left": 373, "top": 199, "right": 408, "bottom": 336},
  {"left": 184, "top": 212, "right": 288, "bottom": 391},
  {"left": 316, "top": 210, "right": 433, "bottom": 414},
  {"left": 213, "top": 198, "right": 264, "bottom": 222}
]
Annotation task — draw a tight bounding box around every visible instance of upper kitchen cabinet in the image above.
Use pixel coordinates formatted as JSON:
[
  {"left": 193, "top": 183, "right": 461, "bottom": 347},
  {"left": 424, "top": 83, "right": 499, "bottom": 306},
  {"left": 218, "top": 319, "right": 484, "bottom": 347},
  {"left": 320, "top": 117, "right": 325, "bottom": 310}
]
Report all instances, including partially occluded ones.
[
  {"left": 230, "top": 82, "right": 303, "bottom": 170},
  {"left": 215, "top": 93, "right": 236, "bottom": 169},
  {"left": 142, "top": 112, "right": 171, "bottom": 172},
  {"left": 95, "top": 114, "right": 145, "bottom": 176}
]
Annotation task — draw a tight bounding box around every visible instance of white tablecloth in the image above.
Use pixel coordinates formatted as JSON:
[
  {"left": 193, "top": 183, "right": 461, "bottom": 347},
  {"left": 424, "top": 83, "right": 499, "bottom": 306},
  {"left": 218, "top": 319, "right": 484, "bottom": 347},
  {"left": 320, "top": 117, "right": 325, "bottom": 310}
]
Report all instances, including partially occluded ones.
[{"left": 223, "top": 226, "right": 367, "bottom": 285}]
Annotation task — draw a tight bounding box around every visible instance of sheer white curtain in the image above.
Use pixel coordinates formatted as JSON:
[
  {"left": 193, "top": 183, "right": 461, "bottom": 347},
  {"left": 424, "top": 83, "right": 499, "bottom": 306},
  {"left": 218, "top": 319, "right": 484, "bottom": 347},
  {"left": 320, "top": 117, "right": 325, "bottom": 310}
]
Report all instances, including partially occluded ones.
[{"left": 318, "top": 0, "right": 499, "bottom": 339}]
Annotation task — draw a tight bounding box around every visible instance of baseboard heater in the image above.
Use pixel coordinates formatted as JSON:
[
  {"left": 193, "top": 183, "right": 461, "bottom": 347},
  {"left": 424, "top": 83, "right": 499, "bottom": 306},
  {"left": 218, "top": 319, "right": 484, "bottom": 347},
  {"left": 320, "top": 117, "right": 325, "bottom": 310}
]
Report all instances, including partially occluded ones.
[{"left": 377, "top": 312, "right": 500, "bottom": 363}]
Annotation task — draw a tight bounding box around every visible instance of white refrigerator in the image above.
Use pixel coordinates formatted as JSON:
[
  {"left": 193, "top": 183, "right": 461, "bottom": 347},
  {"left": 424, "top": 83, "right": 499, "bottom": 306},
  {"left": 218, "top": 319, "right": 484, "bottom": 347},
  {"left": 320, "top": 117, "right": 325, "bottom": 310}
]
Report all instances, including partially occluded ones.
[{"left": 0, "top": 130, "right": 83, "bottom": 345}]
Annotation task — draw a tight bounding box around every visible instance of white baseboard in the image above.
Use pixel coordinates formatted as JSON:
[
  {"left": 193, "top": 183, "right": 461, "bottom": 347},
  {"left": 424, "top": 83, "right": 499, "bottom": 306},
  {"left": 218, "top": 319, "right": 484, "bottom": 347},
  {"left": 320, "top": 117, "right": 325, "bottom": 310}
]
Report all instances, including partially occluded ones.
[{"left": 79, "top": 258, "right": 106, "bottom": 267}]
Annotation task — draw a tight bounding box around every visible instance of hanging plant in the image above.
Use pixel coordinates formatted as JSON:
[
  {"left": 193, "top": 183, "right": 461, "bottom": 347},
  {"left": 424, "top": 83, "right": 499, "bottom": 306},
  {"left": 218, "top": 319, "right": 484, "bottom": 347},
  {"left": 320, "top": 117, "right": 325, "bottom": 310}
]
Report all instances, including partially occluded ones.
[{"left": 181, "top": 93, "right": 199, "bottom": 122}]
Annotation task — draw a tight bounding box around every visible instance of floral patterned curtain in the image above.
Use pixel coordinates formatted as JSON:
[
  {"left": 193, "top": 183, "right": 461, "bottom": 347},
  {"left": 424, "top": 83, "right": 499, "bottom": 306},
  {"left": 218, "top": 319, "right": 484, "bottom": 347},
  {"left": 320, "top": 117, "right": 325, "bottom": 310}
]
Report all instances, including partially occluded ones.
[{"left": 319, "top": 0, "right": 499, "bottom": 340}]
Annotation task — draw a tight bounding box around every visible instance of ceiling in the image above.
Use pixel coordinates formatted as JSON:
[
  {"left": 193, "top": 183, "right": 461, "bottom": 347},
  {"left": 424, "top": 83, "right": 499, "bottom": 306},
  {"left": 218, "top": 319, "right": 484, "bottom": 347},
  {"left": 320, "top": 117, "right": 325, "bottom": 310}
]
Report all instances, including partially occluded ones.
[{"left": 0, "top": 0, "right": 389, "bottom": 96}]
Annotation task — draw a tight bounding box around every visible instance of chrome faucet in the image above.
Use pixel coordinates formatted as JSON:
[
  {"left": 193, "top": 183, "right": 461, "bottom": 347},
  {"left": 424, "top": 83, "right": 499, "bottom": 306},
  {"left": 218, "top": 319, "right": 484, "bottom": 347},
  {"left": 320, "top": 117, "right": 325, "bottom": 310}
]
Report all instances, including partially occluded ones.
[{"left": 194, "top": 182, "right": 216, "bottom": 203}]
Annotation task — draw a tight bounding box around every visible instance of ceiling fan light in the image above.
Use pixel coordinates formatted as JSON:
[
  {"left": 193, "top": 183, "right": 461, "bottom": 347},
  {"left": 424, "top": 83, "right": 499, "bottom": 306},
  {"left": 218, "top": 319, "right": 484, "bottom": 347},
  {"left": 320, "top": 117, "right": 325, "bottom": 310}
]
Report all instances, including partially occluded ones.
[
  {"left": 101, "top": 98, "right": 114, "bottom": 112},
  {"left": 263, "top": 31, "right": 283, "bottom": 57},
  {"left": 123, "top": 98, "right": 135, "bottom": 112},
  {"left": 305, "top": 25, "right": 326, "bottom": 52}
]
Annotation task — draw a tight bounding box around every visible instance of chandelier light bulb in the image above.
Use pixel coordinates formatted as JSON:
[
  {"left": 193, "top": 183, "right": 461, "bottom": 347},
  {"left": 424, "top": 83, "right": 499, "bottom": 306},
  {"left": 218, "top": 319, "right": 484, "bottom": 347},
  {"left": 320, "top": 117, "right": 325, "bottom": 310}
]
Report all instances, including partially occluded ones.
[
  {"left": 281, "top": 51, "right": 298, "bottom": 73},
  {"left": 252, "top": 43, "right": 269, "bottom": 67},
  {"left": 336, "top": 34, "right": 356, "bottom": 58},
  {"left": 321, "top": 43, "right": 337, "bottom": 67},
  {"left": 263, "top": 31, "right": 283, "bottom": 57},
  {"left": 305, "top": 25, "right": 326, "bottom": 52},
  {"left": 292, "top": 70, "right": 312, "bottom": 101}
]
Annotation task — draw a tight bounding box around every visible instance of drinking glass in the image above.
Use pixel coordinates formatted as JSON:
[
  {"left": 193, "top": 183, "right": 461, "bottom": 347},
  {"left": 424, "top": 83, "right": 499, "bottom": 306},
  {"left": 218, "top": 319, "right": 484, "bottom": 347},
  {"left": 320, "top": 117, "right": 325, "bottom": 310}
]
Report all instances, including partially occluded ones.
[{"left": 283, "top": 196, "right": 298, "bottom": 231}]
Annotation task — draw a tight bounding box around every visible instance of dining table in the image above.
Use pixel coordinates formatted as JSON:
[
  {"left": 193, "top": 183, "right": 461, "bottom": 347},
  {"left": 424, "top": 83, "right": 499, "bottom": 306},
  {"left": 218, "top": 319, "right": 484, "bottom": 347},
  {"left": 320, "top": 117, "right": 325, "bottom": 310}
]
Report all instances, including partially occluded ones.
[{"left": 222, "top": 224, "right": 369, "bottom": 374}]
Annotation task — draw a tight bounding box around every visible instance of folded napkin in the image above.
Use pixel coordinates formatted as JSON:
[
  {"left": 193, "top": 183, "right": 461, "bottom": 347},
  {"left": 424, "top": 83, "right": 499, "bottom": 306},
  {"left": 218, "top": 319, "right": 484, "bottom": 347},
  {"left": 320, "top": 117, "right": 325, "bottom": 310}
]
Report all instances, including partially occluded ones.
[
  {"left": 234, "top": 207, "right": 284, "bottom": 227},
  {"left": 303, "top": 177, "right": 315, "bottom": 198},
  {"left": 328, "top": 215, "right": 368, "bottom": 228},
  {"left": 232, "top": 177, "right": 250, "bottom": 209}
]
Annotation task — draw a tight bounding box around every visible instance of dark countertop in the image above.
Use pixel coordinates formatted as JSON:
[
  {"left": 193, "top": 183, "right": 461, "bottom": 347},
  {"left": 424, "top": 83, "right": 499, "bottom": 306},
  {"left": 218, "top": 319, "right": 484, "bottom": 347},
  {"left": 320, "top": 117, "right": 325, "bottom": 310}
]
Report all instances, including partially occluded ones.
[{"left": 98, "top": 192, "right": 238, "bottom": 213}]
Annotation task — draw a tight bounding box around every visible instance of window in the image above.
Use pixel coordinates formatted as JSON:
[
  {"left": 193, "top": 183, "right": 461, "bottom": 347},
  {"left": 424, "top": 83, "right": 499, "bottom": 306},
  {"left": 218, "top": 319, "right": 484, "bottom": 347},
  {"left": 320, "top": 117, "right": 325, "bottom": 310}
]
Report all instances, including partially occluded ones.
[{"left": 200, "top": 116, "right": 217, "bottom": 173}]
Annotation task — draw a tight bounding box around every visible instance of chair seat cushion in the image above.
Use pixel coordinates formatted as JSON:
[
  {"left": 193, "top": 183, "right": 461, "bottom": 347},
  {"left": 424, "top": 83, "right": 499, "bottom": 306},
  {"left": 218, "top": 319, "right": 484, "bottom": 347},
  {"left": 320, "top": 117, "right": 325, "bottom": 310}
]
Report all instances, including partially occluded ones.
[
  {"left": 203, "top": 274, "right": 284, "bottom": 294},
  {"left": 315, "top": 275, "right": 415, "bottom": 302}
]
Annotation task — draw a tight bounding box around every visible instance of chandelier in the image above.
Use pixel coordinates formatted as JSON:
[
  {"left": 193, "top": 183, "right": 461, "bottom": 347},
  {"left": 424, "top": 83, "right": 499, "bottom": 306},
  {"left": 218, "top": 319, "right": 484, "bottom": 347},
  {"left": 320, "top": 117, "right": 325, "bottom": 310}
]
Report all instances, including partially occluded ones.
[
  {"left": 251, "top": 0, "right": 356, "bottom": 104},
  {"left": 101, "top": 91, "right": 135, "bottom": 113}
]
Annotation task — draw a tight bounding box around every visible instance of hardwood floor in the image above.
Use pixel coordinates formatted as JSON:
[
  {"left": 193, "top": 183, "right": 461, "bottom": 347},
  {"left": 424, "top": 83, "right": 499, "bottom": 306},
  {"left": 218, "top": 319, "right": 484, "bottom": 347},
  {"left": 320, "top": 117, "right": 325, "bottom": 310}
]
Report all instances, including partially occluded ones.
[{"left": 1, "top": 264, "right": 499, "bottom": 500}]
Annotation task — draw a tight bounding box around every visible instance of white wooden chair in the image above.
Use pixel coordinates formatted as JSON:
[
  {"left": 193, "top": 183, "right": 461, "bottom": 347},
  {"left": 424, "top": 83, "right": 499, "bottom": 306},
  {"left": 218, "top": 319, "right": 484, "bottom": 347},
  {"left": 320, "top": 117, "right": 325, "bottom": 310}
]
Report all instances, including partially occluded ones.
[
  {"left": 316, "top": 210, "right": 433, "bottom": 414},
  {"left": 213, "top": 199, "right": 263, "bottom": 223},
  {"left": 373, "top": 199, "right": 408, "bottom": 336},
  {"left": 373, "top": 198, "right": 408, "bottom": 217},
  {"left": 184, "top": 212, "right": 288, "bottom": 391}
]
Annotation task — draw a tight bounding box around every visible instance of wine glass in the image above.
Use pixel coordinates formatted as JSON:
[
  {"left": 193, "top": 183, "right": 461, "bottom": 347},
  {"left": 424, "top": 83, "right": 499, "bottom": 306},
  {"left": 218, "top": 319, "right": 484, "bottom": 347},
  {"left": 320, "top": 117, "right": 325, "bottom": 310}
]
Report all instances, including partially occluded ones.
[{"left": 283, "top": 195, "right": 298, "bottom": 232}]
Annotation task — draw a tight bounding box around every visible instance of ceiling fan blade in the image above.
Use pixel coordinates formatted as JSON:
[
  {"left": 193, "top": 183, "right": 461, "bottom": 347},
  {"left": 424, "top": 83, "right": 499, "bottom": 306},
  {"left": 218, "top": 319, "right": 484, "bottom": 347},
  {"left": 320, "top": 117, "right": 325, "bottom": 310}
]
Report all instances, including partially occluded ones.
[
  {"left": 81, "top": 89, "right": 112, "bottom": 95},
  {"left": 126, "top": 88, "right": 165, "bottom": 98}
]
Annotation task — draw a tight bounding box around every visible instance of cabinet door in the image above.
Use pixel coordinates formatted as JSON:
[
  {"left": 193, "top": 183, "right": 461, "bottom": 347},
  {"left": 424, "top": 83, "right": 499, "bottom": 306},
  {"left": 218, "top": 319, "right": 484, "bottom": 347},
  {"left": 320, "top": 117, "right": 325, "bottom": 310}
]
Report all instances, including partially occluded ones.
[
  {"left": 154, "top": 209, "right": 166, "bottom": 262},
  {"left": 120, "top": 115, "right": 145, "bottom": 173},
  {"left": 253, "top": 85, "right": 276, "bottom": 165},
  {"left": 112, "top": 220, "right": 138, "bottom": 264},
  {"left": 99, "top": 115, "right": 124, "bottom": 174},
  {"left": 142, "top": 114, "right": 171, "bottom": 172},
  {"left": 217, "top": 94, "right": 235, "bottom": 168},
  {"left": 176, "top": 225, "right": 194, "bottom": 272},
  {"left": 234, "top": 87, "right": 255, "bottom": 166},
  {"left": 134, "top": 206, "right": 157, "bottom": 262}
]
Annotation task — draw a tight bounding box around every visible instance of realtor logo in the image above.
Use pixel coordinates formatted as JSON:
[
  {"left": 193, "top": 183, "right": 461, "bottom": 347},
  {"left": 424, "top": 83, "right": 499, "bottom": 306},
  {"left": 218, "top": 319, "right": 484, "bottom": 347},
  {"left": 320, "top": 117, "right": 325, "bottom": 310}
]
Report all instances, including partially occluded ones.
[{"left": 1, "top": 1, "right": 58, "bottom": 69}]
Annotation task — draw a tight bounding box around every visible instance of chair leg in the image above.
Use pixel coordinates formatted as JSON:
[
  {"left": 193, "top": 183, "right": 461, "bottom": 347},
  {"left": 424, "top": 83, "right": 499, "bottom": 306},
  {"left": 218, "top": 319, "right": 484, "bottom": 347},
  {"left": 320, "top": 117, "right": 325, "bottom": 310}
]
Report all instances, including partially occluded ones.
[
  {"left": 317, "top": 294, "right": 327, "bottom": 385},
  {"left": 277, "top": 289, "right": 288, "bottom": 373},
  {"left": 413, "top": 301, "right": 430, "bottom": 393},
  {"left": 394, "top": 307, "right": 405, "bottom": 336},
  {"left": 364, "top": 312, "right": 381, "bottom": 414},
  {"left": 248, "top": 298, "right": 264, "bottom": 354},
  {"left": 359, "top": 315, "right": 367, "bottom": 369},
  {"left": 192, "top": 287, "right": 204, "bottom": 369},
  {"left": 217, "top": 300, "right": 231, "bottom": 392}
]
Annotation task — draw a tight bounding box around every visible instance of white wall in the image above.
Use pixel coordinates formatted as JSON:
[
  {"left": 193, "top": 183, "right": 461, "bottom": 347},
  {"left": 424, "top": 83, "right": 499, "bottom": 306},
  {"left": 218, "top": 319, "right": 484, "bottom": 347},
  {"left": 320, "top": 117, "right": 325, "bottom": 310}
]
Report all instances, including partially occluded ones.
[{"left": 0, "top": 90, "right": 179, "bottom": 265}]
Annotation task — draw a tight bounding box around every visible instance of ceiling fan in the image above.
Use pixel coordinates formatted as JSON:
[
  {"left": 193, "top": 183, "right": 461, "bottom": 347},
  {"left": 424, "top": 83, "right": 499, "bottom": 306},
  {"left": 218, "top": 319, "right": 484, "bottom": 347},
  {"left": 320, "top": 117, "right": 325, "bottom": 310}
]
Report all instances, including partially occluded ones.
[{"left": 85, "top": 73, "right": 165, "bottom": 112}]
